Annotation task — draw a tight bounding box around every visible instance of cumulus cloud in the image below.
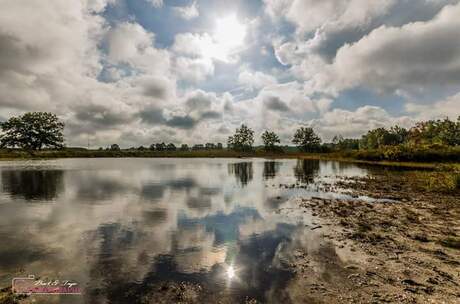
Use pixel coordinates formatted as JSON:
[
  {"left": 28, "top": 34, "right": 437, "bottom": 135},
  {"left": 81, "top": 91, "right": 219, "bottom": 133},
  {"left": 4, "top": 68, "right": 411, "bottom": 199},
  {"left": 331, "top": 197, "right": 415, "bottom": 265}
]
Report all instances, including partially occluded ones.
[
  {"left": 0, "top": 0, "right": 179, "bottom": 147},
  {"left": 0, "top": 0, "right": 459, "bottom": 147},
  {"left": 406, "top": 93, "right": 460, "bottom": 120},
  {"left": 311, "top": 106, "right": 414, "bottom": 140},
  {"left": 238, "top": 69, "right": 277, "bottom": 91},
  {"left": 174, "top": 57, "right": 214, "bottom": 83},
  {"left": 106, "top": 22, "right": 170, "bottom": 74},
  {"left": 272, "top": 1, "right": 460, "bottom": 98},
  {"left": 264, "top": 0, "right": 395, "bottom": 33},
  {"left": 132, "top": 75, "right": 175, "bottom": 100},
  {"left": 322, "top": 2, "right": 460, "bottom": 94},
  {"left": 138, "top": 107, "right": 197, "bottom": 130},
  {"left": 172, "top": 33, "right": 213, "bottom": 57},
  {"left": 274, "top": 0, "right": 396, "bottom": 32},
  {"left": 146, "top": 0, "right": 163, "bottom": 8},
  {"left": 264, "top": 96, "right": 290, "bottom": 112},
  {"left": 138, "top": 90, "right": 224, "bottom": 132},
  {"left": 0, "top": 0, "right": 108, "bottom": 114},
  {"left": 173, "top": 1, "right": 199, "bottom": 20}
]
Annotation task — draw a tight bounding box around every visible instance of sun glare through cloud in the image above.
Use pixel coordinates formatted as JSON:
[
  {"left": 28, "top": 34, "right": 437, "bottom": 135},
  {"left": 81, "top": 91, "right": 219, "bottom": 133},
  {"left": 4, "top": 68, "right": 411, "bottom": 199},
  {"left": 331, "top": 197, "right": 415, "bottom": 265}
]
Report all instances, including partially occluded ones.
[{"left": 207, "top": 14, "right": 246, "bottom": 62}]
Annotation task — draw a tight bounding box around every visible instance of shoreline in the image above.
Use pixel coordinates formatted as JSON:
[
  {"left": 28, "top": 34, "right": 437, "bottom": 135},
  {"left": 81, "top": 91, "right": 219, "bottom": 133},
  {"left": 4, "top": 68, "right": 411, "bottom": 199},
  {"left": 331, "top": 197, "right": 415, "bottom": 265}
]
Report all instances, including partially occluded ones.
[
  {"left": 0, "top": 150, "right": 457, "bottom": 170},
  {"left": 282, "top": 173, "right": 460, "bottom": 303}
]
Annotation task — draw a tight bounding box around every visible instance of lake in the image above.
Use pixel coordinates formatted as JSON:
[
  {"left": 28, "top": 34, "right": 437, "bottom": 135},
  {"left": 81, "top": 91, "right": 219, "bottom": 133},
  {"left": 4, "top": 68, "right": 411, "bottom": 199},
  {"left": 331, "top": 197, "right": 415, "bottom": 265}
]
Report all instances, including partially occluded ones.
[{"left": 0, "top": 158, "right": 390, "bottom": 303}]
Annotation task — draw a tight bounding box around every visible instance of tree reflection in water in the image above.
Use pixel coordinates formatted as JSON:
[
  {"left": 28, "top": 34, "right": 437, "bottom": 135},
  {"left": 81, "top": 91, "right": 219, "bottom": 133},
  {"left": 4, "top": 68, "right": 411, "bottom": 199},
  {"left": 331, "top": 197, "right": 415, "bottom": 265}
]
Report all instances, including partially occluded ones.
[
  {"left": 1, "top": 170, "right": 64, "bottom": 201},
  {"left": 228, "top": 162, "right": 253, "bottom": 186},
  {"left": 263, "top": 161, "right": 281, "bottom": 180},
  {"left": 293, "top": 159, "right": 320, "bottom": 184}
]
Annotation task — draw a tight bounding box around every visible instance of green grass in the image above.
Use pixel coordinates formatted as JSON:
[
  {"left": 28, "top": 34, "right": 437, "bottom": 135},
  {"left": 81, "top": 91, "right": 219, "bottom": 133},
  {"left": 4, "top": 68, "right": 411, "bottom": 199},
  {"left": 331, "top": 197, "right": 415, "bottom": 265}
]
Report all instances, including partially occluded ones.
[
  {"left": 349, "top": 145, "right": 460, "bottom": 162},
  {"left": 405, "top": 171, "right": 460, "bottom": 193}
]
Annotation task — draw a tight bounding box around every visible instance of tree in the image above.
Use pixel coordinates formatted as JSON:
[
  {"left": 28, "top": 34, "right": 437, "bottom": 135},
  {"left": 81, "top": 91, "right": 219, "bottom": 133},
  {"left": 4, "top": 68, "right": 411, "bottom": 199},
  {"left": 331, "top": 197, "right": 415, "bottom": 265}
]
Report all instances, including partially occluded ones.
[
  {"left": 193, "top": 144, "right": 204, "bottom": 150},
  {"left": 261, "top": 130, "right": 281, "bottom": 151},
  {"left": 167, "top": 143, "right": 176, "bottom": 151},
  {"left": 180, "top": 144, "right": 189, "bottom": 151},
  {"left": 149, "top": 144, "right": 156, "bottom": 151},
  {"left": 389, "top": 126, "right": 409, "bottom": 145},
  {"left": 155, "top": 142, "right": 166, "bottom": 151},
  {"left": 292, "top": 127, "right": 321, "bottom": 152},
  {"left": 360, "top": 128, "right": 394, "bottom": 149},
  {"left": 0, "top": 112, "right": 64, "bottom": 150},
  {"left": 110, "top": 144, "right": 120, "bottom": 151},
  {"left": 408, "top": 118, "right": 458, "bottom": 146},
  {"left": 228, "top": 124, "right": 254, "bottom": 151},
  {"left": 205, "top": 143, "right": 216, "bottom": 149},
  {"left": 332, "top": 135, "right": 359, "bottom": 150}
]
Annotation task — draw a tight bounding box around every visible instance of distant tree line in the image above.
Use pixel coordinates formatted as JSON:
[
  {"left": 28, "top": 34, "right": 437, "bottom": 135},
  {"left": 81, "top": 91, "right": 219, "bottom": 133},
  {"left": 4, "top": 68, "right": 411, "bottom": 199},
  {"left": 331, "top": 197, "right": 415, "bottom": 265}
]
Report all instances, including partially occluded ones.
[
  {"left": 334, "top": 117, "right": 460, "bottom": 151},
  {"left": 226, "top": 117, "right": 460, "bottom": 153},
  {"left": 106, "top": 142, "right": 224, "bottom": 152},
  {"left": 1, "top": 112, "right": 458, "bottom": 158}
]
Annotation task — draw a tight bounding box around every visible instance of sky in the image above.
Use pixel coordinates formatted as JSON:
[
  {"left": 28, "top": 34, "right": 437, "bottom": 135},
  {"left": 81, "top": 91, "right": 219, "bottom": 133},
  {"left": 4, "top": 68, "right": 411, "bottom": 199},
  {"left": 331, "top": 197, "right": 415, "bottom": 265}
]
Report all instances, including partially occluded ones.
[{"left": 0, "top": 0, "right": 460, "bottom": 148}]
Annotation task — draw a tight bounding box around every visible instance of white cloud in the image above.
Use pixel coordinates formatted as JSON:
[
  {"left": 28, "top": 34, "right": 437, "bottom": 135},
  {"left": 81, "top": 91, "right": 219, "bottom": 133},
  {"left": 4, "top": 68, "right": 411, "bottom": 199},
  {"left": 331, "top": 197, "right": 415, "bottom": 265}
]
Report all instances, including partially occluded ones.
[
  {"left": 146, "top": 0, "right": 163, "bottom": 8},
  {"left": 172, "top": 32, "right": 213, "bottom": 57},
  {"left": 406, "top": 93, "right": 460, "bottom": 120},
  {"left": 274, "top": 2, "right": 460, "bottom": 97},
  {"left": 238, "top": 70, "right": 277, "bottom": 91},
  {"left": 311, "top": 106, "right": 414, "bottom": 140},
  {"left": 264, "top": 0, "right": 395, "bottom": 33},
  {"left": 86, "top": 0, "right": 116, "bottom": 13},
  {"left": 1, "top": 0, "right": 459, "bottom": 148},
  {"left": 106, "top": 22, "right": 170, "bottom": 75},
  {"left": 171, "top": 23, "right": 245, "bottom": 63},
  {"left": 174, "top": 57, "right": 214, "bottom": 83},
  {"left": 324, "top": 2, "right": 460, "bottom": 94},
  {"left": 173, "top": 1, "right": 199, "bottom": 20}
]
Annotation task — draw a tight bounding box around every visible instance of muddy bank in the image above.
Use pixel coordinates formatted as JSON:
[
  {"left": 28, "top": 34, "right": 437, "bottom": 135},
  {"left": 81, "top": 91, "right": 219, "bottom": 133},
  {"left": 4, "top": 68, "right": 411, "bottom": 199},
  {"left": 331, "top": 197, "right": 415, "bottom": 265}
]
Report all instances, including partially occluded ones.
[{"left": 285, "top": 172, "right": 460, "bottom": 304}]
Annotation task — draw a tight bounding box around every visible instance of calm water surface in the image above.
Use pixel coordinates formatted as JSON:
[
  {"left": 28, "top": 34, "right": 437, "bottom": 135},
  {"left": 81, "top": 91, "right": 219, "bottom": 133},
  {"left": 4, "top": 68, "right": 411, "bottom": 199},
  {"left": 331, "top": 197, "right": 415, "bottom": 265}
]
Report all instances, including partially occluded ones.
[{"left": 0, "top": 158, "right": 382, "bottom": 303}]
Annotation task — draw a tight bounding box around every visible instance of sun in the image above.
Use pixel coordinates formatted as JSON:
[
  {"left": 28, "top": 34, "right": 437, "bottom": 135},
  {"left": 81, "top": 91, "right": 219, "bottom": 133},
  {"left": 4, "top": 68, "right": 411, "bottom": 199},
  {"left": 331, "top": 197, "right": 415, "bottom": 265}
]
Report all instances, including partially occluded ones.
[
  {"left": 214, "top": 15, "right": 246, "bottom": 49},
  {"left": 208, "top": 14, "right": 246, "bottom": 61}
]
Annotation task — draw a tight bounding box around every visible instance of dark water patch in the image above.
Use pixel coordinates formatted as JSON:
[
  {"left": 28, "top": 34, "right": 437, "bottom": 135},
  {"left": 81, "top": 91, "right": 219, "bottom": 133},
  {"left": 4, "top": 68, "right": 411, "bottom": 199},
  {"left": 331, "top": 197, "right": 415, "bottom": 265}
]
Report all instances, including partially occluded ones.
[{"left": 1, "top": 169, "right": 64, "bottom": 201}]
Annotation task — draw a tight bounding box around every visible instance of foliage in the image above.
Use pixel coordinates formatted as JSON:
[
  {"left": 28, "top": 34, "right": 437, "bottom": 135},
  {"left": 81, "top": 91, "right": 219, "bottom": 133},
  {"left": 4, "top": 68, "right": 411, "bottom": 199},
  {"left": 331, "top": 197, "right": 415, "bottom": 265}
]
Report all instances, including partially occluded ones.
[
  {"left": 360, "top": 126, "right": 408, "bottom": 149},
  {"left": 332, "top": 135, "right": 360, "bottom": 150},
  {"left": 353, "top": 145, "right": 460, "bottom": 162},
  {"left": 155, "top": 142, "right": 167, "bottom": 151},
  {"left": 110, "top": 144, "right": 120, "bottom": 151},
  {"left": 261, "top": 130, "right": 281, "bottom": 151},
  {"left": 359, "top": 117, "right": 459, "bottom": 150},
  {"left": 228, "top": 124, "right": 254, "bottom": 152},
  {"left": 408, "top": 117, "right": 460, "bottom": 146},
  {"left": 292, "top": 127, "right": 321, "bottom": 152},
  {"left": 408, "top": 171, "right": 460, "bottom": 193},
  {"left": 0, "top": 112, "right": 64, "bottom": 150}
]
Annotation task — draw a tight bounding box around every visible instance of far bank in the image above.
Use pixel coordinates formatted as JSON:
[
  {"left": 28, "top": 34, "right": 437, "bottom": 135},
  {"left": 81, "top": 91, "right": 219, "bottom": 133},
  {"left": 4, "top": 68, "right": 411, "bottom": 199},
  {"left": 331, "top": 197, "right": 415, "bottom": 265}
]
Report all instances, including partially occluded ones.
[{"left": 0, "top": 148, "right": 459, "bottom": 171}]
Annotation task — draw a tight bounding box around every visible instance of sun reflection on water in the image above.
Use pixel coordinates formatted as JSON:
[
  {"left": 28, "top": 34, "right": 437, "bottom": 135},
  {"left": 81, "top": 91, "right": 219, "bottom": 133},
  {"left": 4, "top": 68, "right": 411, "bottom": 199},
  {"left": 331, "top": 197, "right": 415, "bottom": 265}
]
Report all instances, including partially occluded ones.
[{"left": 227, "top": 265, "right": 235, "bottom": 279}]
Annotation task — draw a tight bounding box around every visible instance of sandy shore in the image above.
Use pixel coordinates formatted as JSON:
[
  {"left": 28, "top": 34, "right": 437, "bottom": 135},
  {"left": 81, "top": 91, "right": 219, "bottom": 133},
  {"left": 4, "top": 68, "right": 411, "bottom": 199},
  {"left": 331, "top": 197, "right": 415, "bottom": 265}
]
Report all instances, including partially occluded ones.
[{"left": 283, "top": 172, "right": 460, "bottom": 303}]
